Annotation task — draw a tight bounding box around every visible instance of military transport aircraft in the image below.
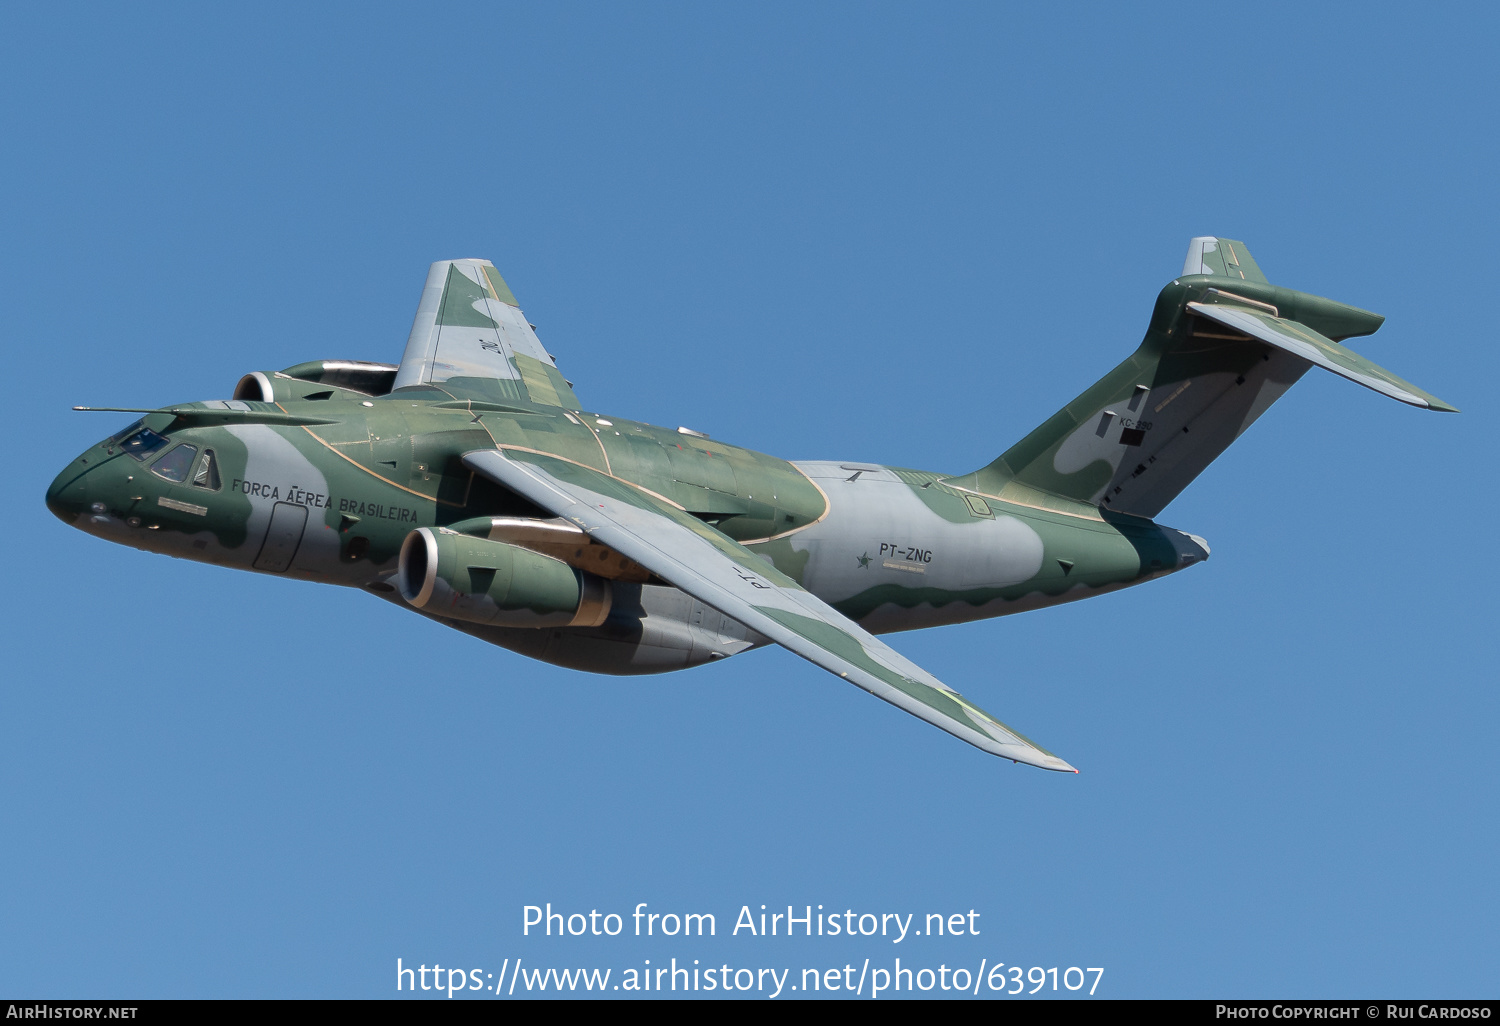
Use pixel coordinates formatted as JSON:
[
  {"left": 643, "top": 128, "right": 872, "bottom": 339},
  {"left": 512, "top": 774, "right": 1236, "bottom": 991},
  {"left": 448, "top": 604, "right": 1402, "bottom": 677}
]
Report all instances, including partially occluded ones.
[{"left": 47, "top": 238, "right": 1456, "bottom": 772}]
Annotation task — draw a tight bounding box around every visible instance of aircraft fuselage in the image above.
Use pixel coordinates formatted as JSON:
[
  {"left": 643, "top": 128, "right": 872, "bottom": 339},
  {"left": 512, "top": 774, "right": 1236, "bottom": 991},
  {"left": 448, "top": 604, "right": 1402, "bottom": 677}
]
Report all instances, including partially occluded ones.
[{"left": 47, "top": 388, "right": 1207, "bottom": 672}]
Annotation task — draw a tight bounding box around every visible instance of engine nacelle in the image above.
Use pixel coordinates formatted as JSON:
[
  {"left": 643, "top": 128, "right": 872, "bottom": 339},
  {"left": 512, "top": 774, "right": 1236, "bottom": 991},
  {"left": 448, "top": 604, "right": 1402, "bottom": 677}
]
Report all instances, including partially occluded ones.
[
  {"left": 423, "top": 580, "right": 770, "bottom": 675},
  {"left": 398, "top": 528, "right": 612, "bottom": 629},
  {"left": 234, "top": 360, "right": 399, "bottom": 402},
  {"left": 231, "top": 371, "right": 280, "bottom": 402}
]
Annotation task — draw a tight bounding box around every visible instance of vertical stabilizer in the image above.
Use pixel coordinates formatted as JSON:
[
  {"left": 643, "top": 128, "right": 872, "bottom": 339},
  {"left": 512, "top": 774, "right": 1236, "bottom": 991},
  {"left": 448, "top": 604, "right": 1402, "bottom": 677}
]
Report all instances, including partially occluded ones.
[{"left": 944, "top": 239, "right": 1455, "bottom": 518}]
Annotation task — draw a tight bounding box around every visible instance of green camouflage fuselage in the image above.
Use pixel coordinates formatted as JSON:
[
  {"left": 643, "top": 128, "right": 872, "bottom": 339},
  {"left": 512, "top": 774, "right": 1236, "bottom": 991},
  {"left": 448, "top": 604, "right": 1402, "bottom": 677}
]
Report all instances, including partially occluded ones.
[
  {"left": 45, "top": 240, "right": 1455, "bottom": 765},
  {"left": 47, "top": 385, "right": 1205, "bottom": 673}
]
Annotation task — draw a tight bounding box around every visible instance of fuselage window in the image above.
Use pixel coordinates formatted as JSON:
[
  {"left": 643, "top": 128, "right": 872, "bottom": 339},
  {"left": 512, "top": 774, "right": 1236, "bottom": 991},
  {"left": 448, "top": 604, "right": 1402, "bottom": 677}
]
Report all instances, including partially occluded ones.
[
  {"left": 120, "top": 426, "right": 170, "bottom": 461},
  {"left": 192, "top": 448, "right": 221, "bottom": 490},
  {"left": 151, "top": 444, "right": 199, "bottom": 483}
]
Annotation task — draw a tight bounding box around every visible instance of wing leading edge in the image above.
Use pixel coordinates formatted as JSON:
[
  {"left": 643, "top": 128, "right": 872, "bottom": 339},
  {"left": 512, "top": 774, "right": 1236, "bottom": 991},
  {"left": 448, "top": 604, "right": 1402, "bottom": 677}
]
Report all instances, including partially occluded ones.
[{"left": 462, "top": 448, "right": 1076, "bottom": 772}]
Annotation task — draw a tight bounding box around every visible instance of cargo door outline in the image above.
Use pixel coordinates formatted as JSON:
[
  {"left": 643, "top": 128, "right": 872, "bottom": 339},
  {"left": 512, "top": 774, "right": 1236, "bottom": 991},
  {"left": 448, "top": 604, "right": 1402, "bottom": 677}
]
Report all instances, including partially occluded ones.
[{"left": 253, "top": 501, "right": 308, "bottom": 572}]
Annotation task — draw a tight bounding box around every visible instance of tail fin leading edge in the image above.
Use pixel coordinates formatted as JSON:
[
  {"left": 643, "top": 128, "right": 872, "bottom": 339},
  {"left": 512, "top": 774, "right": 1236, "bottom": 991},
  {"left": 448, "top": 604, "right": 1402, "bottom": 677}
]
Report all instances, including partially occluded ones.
[{"left": 944, "top": 238, "right": 1457, "bottom": 519}]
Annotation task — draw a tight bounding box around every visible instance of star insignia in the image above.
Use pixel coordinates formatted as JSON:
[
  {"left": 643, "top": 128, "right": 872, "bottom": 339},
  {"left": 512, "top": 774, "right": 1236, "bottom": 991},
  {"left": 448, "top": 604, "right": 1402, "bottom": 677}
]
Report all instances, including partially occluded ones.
[{"left": 856, "top": 552, "right": 872, "bottom": 568}]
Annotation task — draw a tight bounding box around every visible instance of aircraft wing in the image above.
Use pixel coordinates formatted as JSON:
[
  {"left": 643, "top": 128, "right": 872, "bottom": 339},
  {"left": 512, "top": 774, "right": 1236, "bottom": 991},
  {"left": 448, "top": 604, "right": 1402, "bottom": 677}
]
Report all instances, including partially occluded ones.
[
  {"left": 392, "top": 259, "right": 581, "bottom": 409},
  {"left": 462, "top": 448, "right": 1077, "bottom": 772}
]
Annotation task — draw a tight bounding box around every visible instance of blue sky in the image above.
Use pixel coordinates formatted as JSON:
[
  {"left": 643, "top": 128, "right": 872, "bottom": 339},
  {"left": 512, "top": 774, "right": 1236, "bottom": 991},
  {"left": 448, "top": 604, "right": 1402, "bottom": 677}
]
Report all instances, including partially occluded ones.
[{"left": 3, "top": 2, "right": 1496, "bottom": 999}]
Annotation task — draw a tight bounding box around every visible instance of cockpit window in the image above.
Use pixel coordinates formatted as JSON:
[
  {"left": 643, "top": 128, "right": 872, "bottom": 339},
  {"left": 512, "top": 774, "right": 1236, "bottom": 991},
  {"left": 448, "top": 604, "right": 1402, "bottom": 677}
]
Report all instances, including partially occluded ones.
[
  {"left": 107, "top": 418, "right": 146, "bottom": 446},
  {"left": 150, "top": 444, "right": 198, "bottom": 483},
  {"left": 119, "top": 426, "right": 170, "bottom": 461},
  {"left": 192, "top": 448, "right": 221, "bottom": 490}
]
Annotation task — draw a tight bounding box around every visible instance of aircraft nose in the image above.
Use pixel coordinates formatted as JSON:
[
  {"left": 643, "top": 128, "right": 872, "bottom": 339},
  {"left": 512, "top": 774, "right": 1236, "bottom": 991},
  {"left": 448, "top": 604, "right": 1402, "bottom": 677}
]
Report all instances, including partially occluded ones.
[{"left": 46, "top": 462, "right": 91, "bottom": 525}]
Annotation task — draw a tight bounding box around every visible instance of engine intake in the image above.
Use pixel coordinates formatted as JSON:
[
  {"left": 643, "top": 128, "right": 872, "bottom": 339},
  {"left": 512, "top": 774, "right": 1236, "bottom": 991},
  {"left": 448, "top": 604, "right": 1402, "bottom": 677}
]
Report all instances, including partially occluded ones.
[
  {"left": 397, "top": 528, "right": 612, "bottom": 629},
  {"left": 234, "top": 361, "right": 400, "bottom": 403}
]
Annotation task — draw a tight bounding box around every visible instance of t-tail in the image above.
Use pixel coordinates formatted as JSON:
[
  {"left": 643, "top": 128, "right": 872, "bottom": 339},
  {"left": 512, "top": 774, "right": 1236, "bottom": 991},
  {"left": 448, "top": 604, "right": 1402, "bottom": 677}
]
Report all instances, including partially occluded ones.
[{"left": 943, "top": 237, "right": 1457, "bottom": 518}]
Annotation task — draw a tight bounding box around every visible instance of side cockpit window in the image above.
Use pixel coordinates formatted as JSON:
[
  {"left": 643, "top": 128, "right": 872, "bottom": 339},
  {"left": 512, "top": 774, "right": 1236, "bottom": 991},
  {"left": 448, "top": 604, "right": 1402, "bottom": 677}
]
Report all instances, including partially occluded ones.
[
  {"left": 119, "top": 425, "right": 170, "bottom": 461},
  {"left": 107, "top": 418, "right": 146, "bottom": 446},
  {"left": 150, "top": 444, "right": 198, "bottom": 483},
  {"left": 192, "top": 448, "right": 221, "bottom": 490}
]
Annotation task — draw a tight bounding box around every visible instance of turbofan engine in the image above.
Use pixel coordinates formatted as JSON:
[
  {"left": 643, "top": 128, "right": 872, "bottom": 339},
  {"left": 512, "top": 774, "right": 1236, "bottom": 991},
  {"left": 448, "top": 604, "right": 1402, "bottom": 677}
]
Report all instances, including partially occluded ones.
[
  {"left": 397, "top": 527, "right": 612, "bottom": 629},
  {"left": 233, "top": 360, "right": 399, "bottom": 402}
]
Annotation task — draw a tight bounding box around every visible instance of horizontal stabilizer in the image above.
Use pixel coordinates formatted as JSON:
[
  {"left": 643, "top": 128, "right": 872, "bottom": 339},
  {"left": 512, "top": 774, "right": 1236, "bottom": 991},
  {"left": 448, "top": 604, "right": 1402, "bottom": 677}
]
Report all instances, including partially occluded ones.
[{"left": 1187, "top": 303, "right": 1458, "bottom": 412}]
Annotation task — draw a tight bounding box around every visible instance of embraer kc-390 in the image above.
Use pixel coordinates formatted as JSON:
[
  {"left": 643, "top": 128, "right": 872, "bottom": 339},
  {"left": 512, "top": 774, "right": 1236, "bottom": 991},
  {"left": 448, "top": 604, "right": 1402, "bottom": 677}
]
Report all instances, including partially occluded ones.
[{"left": 47, "top": 238, "right": 1456, "bottom": 771}]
